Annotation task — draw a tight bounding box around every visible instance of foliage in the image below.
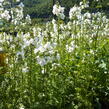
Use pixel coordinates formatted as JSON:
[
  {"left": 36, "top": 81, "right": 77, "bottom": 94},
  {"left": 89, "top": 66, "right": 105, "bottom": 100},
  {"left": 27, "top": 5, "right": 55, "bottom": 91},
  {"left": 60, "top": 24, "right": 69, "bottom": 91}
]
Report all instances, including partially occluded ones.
[
  {"left": 23, "top": 0, "right": 52, "bottom": 18},
  {"left": 0, "top": 1, "right": 109, "bottom": 109},
  {"left": 22, "top": 0, "right": 109, "bottom": 18}
]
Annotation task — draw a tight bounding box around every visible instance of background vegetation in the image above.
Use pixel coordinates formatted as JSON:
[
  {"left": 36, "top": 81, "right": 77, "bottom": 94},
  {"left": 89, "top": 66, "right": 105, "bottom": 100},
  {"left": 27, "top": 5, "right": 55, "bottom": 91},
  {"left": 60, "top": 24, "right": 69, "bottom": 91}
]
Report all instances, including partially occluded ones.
[{"left": 22, "top": 0, "right": 109, "bottom": 19}]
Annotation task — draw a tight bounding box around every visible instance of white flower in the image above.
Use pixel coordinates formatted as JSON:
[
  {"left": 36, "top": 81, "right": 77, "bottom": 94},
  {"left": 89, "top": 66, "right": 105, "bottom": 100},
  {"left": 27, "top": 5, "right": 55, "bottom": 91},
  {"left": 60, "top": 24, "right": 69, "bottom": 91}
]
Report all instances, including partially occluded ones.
[
  {"left": 58, "top": 5, "right": 65, "bottom": 13},
  {"left": 52, "top": 19, "right": 56, "bottom": 25},
  {"left": 52, "top": 4, "right": 59, "bottom": 16},
  {"left": 46, "top": 56, "right": 54, "bottom": 63},
  {"left": 80, "top": 1, "right": 89, "bottom": 9},
  {"left": 1, "top": 10, "right": 11, "bottom": 21},
  {"left": 56, "top": 53, "right": 60, "bottom": 60},
  {"left": 41, "top": 68, "right": 45, "bottom": 74},
  {"left": 59, "top": 13, "right": 65, "bottom": 20},
  {"left": 38, "top": 46, "right": 46, "bottom": 53},
  {"left": 0, "top": 47, "right": 3, "bottom": 51},
  {"left": 22, "top": 67, "right": 28, "bottom": 73},
  {"left": 19, "top": 2, "right": 24, "bottom": 8},
  {"left": 37, "top": 56, "right": 47, "bottom": 66},
  {"left": 16, "top": 0, "right": 20, "bottom": 2},
  {"left": 11, "top": 7, "right": 24, "bottom": 25},
  {"left": 66, "top": 41, "right": 75, "bottom": 52},
  {"left": 33, "top": 27, "right": 37, "bottom": 36},
  {"left": 0, "top": 3, "right": 2, "bottom": 7},
  {"left": 69, "top": 6, "right": 81, "bottom": 20},
  {"left": 17, "top": 50, "right": 25, "bottom": 59},
  {"left": 53, "top": 23, "right": 58, "bottom": 33},
  {"left": 84, "top": 12, "right": 91, "bottom": 19},
  {"left": 52, "top": 4, "right": 65, "bottom": 19},
  {"left": 0, "top": 0, "right": 4, "bottom": 3},
  {"left": 25, "top": 14, "right": 31, "bottom": 24},
  {"left": 44, "top": 42, "right": 51, "bottom": 50},
  {"left": 99, "top": 61, "right": 107, "bottom": 69},
  {"left": 23, "top": 39, "right": 34, "bottom": 48},
  {"left": 20, "top": 108, "right": 24, "bottom": 109},
  {"left": 34, "top": 48, "right": 38, "bottom": 54},
  {"left": 19, "top": 105, "right": 24, "bottom": 109}
]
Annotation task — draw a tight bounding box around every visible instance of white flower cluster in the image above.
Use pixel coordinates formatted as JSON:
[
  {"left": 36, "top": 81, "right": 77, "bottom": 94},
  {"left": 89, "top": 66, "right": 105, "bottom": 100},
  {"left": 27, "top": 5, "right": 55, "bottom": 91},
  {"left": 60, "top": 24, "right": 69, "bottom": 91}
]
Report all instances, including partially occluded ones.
[
  {"left": 11, "top": 6, "right": 24, "bottom": 25},
  {"left": 0, "top": 10, "right": 11, "bottom": 21},
  {"left": 8, "top": 25, "right": 60, "bottom": 67},
  {"left": 52, "top": 4, "right": 65, "bottom": 20},
  {"left": 1, "top": 3, "right": 109, "bottom": 71},
  {"left": 69, "top": 5, "right": 81, "bottom": 20},
  {"left": 66, "top": 41, "right": 75, "bottom": 53},
  {"left": 0, "top": 0, "right": 31, "bottom": 26},
  {"left": 69, "top": 2, "right": 89, "bottom": 20}
]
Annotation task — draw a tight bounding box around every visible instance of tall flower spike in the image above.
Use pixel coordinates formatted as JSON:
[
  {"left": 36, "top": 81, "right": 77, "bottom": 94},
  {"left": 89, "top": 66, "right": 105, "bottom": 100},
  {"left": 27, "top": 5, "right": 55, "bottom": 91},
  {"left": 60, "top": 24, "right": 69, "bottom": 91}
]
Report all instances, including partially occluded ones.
[{"left": 52, "top": 4, "right": 65, "bottom": 20}]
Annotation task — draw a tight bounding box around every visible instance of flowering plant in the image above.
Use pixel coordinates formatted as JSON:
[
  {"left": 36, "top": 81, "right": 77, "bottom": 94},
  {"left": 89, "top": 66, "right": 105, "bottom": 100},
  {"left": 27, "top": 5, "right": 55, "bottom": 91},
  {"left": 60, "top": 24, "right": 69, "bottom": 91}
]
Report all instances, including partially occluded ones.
[
  {"left": 0, "top": 0, "right": 31, "bottom": 31},
  {"left": 52, "top": 3, "right": 65, "bottom": 20},
  {"left": 0, "top": 1, "right": 109, "bottom": 109}
]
